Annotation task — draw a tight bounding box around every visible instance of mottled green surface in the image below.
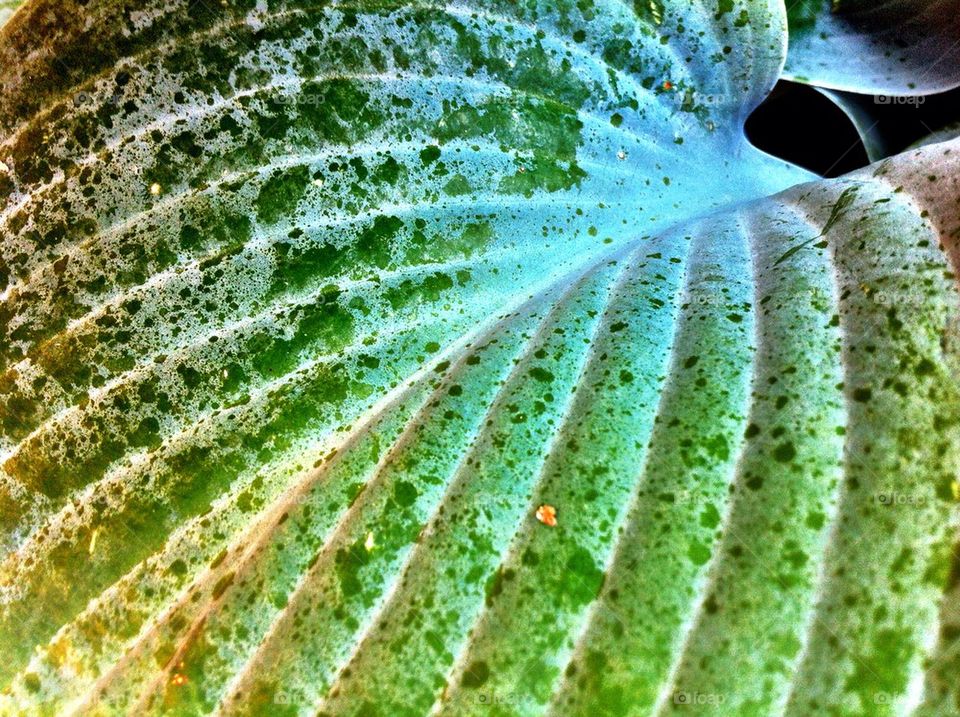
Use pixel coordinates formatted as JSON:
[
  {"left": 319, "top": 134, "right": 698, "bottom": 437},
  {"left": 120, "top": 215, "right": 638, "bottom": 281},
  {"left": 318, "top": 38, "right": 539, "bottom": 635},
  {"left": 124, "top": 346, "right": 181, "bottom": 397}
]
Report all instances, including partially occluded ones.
[
  {"left": 785, "top": 0, "right": 960, "bottom": 94},
  {"left": 0, "top": 1, "right": 958, "bottom": 716}
]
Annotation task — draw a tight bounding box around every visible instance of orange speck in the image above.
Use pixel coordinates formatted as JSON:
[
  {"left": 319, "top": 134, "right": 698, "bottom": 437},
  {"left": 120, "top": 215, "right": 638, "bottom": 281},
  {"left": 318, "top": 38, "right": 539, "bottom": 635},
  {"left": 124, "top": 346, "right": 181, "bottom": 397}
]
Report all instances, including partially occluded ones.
[
  {"left": 663, "top": 81, "right": 673, "bottom": 90},
  {"left": 536, "top": 504, "right": 557, "bottom": 527},
  {"left": 170, "top": 673, "right": 188, "bottom": 687}
]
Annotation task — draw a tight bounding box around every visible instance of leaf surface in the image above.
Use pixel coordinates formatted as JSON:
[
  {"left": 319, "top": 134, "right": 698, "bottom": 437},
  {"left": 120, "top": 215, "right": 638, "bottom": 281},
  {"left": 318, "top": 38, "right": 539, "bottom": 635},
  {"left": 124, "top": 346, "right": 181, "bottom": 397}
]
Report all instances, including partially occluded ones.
[
  {"left": 784, "top": 0, "right": 960, "bottom": 94},
  {"left": 0, "top": 1, "right": 18, "bottom": 24},
  {"left": 0, "top": 2, "right": 958, "bottom": 716}
]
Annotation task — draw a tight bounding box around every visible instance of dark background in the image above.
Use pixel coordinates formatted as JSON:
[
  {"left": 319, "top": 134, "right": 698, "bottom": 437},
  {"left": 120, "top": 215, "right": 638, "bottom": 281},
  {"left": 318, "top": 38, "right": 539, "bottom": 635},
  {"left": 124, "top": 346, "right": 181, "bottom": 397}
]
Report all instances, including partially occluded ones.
[{"left": 746, "top": 80, "right": 960, "bottom": 177}]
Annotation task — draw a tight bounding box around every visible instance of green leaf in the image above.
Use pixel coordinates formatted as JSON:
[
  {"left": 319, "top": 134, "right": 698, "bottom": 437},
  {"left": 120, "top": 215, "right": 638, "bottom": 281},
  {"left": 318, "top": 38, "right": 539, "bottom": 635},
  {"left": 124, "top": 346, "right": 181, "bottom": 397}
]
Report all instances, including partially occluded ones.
[
  {"left": 0, "top": 1, "right": 21, "bottom": 29},
  {"left": 784, "top": 0, "right": 960, "bottom": 94},
  {"left": 0, "top": 2, "right": 958, "bottom": 716}
]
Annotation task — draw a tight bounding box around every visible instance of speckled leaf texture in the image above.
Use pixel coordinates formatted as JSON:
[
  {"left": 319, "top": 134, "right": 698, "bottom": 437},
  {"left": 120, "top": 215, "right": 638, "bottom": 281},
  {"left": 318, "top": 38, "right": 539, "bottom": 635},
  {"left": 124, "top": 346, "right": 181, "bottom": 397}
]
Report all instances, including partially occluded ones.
[
  {"left": 784, "top": 0, "right": 960, "bottom": 94},
  {"left": 0, "top": 1, "right": 959, "bottom": 716}
]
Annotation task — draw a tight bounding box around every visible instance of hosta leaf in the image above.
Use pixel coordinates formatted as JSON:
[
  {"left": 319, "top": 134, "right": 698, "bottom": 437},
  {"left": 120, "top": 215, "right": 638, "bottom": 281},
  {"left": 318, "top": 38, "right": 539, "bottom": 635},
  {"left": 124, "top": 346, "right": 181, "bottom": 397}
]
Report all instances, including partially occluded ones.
[
  {"left": 0, "top": 1, "right": 958, "bottom": 716},
  {"left": 812, "top": 87, "right": 891, "bottom": 163},
  {"left": 0, "top": 1, "right": 19, "bottom": 29},
  {"left": 785, "top": 0, "right": 960, "bottom": 95},
  {"left": 806, "top": 84, "right": 960, "bottom": 166},
  {"left": 912, "top": 122, "right": 960, "bottom": 150}
]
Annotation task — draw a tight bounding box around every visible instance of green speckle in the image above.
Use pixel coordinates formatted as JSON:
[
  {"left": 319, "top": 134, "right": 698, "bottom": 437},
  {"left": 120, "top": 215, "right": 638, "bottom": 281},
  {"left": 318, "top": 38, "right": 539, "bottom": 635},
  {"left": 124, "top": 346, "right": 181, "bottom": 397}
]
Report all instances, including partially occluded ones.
[
  {"left": 529, "top": 367, "right": 555, "bottom": 383},
  {"left": 443, "top": 174, "right": 473, "bottom": 196},
  {"left": 255, "top": 165, "right": 310, "bottom": 224},
  {"left": 420, "top": 145, "right": 441, "bottom": 164},
  {"left": 393, "top": 480, "right": 418, "bottom": 508},
  {"left": 688, "top": 541, "right": 711, "bottom": 566},
  {"left": 565, "top": 546, "right": 604, "bottom": 607},
  {"left": 461, "top": 661, "right": 491, "bottom": 688},
  {"left": 773, "top": 441, "right": 797, "bottom": 463}
]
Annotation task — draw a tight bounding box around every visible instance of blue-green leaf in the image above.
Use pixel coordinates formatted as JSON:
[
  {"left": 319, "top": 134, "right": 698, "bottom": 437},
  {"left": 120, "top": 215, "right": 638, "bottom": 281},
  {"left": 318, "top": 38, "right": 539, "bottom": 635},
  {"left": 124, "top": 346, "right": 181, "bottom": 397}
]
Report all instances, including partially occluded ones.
[
  {"left": 785, "top": 0, "right": 960, "bottom": 94},
  {"left": 0, "top": 2, "right": 958, "bottom": 716}
]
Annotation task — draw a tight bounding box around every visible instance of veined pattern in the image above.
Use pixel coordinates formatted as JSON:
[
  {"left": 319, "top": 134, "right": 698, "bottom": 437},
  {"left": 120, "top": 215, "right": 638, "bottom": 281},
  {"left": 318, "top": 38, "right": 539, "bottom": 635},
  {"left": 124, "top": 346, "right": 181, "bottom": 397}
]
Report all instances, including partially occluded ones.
[{"left": 0, "top": 1, "right": 958, "bottom": 716}]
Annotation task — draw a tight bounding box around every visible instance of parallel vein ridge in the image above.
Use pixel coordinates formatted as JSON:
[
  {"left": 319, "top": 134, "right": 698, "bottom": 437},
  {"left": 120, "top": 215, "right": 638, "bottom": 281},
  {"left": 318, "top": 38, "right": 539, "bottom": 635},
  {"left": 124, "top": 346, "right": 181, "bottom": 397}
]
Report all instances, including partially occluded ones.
[{"left": 2, "top": 1, "right": 959, "bottom": 716}]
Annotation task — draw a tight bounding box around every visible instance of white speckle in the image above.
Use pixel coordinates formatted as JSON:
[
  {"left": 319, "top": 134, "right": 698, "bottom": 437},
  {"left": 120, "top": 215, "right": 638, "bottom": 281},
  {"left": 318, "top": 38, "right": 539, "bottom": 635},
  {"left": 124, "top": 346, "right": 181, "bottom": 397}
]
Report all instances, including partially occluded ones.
[
  {"left": 149, "top": 182, "right": 162, "bottom": 196},
  {"left": 0, "top": 160, "right": 8, "bottom": 174},
  {"left": 364, "top": 532, "right": 376, "bottom": 551},
  {"left": 313, "top": 178, "right": 325, "bottom": 188},
  {"left": 617, "top": 150, "right": 627, "bottom": 161}
]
